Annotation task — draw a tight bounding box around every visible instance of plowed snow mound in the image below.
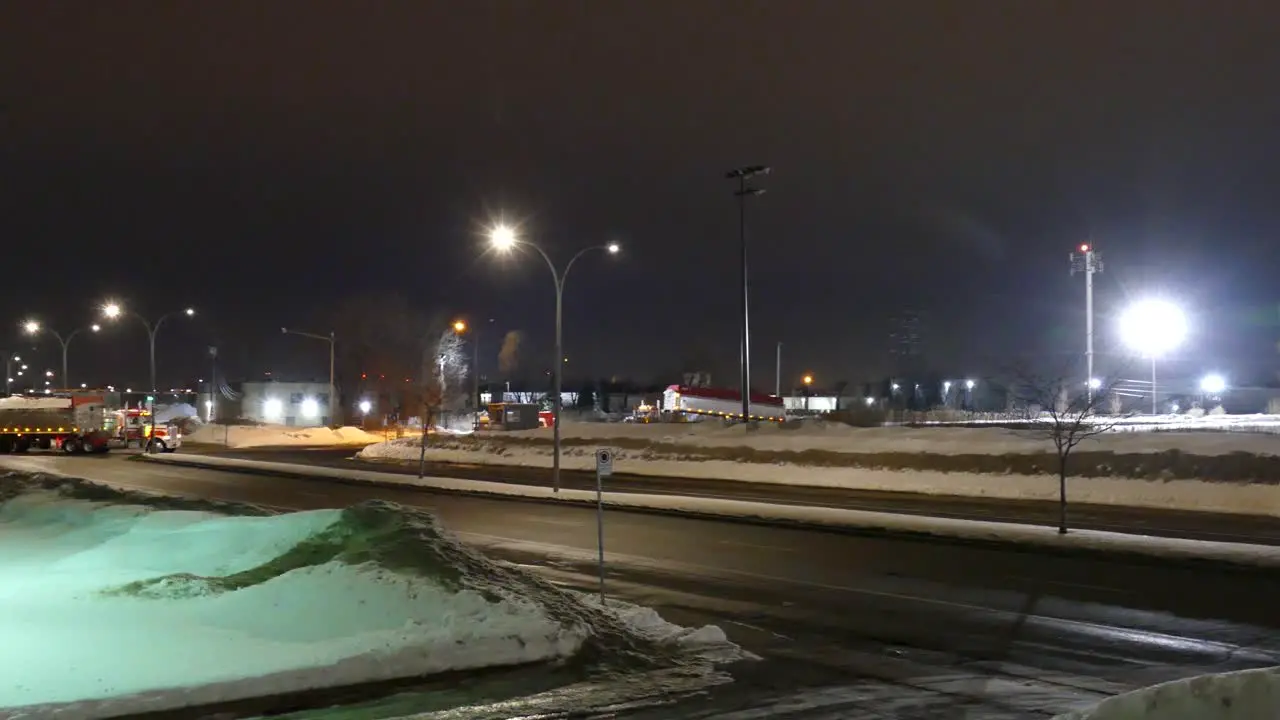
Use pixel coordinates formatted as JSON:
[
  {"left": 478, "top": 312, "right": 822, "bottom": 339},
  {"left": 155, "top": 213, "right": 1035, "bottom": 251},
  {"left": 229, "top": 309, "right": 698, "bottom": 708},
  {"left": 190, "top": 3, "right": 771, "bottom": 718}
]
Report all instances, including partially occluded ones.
[{"left": 0, "top": 474, "right": 742, "bottom": 718}]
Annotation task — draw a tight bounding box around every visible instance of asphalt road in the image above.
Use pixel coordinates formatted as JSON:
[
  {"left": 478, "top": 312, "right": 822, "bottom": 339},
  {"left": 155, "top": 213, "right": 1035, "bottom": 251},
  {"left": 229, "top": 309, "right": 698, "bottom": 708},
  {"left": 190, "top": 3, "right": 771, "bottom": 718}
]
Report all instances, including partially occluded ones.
[
  {"left": 197, "top": 445, "right": 1280, "bottom": 546},
  {"left": 5, "top": 452, "right": 1280, "bottom": 718}
]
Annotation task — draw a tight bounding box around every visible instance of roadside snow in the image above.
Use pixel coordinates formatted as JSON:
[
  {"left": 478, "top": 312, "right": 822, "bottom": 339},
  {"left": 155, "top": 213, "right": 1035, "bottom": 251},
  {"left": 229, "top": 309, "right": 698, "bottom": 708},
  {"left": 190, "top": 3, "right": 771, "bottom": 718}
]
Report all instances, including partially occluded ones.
[
  {"left": 0, "top": 485, "right": 586, "bottom": 717},
  {"left": 185, "top": 424, "right": 385, "bottom": 448},
  {"left": 358, "top": 437, "right": 1280, "bottom": 517},
  {"left": 144, "top": 453, "right": 1280, "bottom": 569},
  {"left": 1055, "top": 666, "right": 1280, "bottom": 719}
]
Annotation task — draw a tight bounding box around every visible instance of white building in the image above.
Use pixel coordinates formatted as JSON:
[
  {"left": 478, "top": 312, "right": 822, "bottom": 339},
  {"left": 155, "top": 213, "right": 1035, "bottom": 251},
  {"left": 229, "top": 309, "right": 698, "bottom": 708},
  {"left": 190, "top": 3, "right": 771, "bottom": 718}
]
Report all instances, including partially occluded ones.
[{"left": 240, "top": 381, "right": 332, "bottom": 426}]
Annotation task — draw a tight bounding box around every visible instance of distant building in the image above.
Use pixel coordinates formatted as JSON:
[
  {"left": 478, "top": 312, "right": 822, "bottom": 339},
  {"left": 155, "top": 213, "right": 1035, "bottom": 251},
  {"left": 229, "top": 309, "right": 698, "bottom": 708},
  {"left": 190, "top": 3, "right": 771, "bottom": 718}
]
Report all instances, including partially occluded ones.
[
  {"left": 236, "top": 381, "right": 332, "bottom": 426},
  {"left": 888, "top": 309, "right": 928, "bottom": 373}
]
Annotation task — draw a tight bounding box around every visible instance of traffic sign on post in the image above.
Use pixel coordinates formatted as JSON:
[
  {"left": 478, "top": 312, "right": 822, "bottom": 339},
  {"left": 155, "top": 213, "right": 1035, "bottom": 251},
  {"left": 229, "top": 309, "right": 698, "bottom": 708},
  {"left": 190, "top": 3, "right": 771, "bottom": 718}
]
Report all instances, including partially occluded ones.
[{"left": 595, "top": 448, "right": 614, "bottom": 476}]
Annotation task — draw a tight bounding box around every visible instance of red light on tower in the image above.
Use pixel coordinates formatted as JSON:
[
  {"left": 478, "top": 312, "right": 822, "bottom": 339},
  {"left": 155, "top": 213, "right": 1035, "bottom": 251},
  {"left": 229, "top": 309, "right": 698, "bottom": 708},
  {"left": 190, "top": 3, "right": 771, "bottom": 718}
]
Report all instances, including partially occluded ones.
[{"left": 1080, "top": 243, "right": 1090, "bottom": 253}]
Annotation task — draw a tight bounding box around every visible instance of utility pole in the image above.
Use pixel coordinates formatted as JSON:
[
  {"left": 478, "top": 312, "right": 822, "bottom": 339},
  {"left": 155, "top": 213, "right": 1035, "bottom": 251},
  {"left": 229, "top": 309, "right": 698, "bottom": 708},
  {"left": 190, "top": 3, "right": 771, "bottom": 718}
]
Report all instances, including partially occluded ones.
[
  {"left": 282, "top": 328, "right": 336, "bottom": 425},
  {"left": 725, "top": 165, "right": 770, "bottom": 420},
  {"left": 1070, "top": 243, "right": 1103, "bottom": 402},
  {"left": 775, "top": 341, "right": 782, "bottom": 396}
]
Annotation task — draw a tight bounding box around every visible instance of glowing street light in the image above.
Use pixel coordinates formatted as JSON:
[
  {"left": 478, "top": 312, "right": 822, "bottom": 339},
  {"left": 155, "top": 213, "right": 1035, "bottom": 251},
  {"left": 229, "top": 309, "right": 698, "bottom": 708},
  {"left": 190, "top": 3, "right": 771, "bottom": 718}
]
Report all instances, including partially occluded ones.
[
  {"left": 802, "top": 374, "right": 813, "bottom": 386},
  {"left": 485, "top": 222, "right": 621, "bottom": 492},
  {"left": 103, "top": 301, "right": 197, "bottom": 448},
  {"left": 452, "top": 319, "right": 467, "bottom": 333},
  {"left": 1088, "top": 377, "right": 1103, "bottom": 390},
  {"left": 1119, "top": 299, "right": 1187, "bottom": 414},
  {"left": 1200, "top": 373, "right": 1227, "bottom": 395},
  {"left": 23, "top": 319, "right": 101, "bottom": 389}
]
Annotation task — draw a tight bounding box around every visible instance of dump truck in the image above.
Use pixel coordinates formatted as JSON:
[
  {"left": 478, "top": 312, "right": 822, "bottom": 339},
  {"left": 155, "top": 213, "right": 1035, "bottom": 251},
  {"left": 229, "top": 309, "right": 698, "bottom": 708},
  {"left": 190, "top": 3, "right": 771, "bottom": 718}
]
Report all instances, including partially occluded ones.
[{"left": 0, "top": 395, "right": 114, "bottom": 453}]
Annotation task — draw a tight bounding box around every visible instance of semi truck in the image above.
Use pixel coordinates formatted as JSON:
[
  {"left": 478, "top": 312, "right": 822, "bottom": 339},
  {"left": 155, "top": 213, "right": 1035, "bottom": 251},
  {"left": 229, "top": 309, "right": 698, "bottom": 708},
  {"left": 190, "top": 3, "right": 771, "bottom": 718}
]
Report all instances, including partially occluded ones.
[
  {"left": 0, "top": 394, "right": 183, "bottom": 453},
  {"left": 661, "top": 385, "right": 786, "bottom": 423}
]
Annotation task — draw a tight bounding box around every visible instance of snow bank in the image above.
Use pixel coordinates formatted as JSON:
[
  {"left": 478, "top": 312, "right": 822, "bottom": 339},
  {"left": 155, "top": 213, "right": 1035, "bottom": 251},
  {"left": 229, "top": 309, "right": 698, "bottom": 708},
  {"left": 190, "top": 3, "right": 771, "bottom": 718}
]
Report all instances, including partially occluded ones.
[
  {"left": 0, "top": 476, "right": 742, "bottom": 717},
  {"left": 1055, "top": 667, "right": 1280, "bottom": 719},
  {"left": 358, "top": 435, "right": 1280, "bottom": 517},
  {"left": 185, "top": 423, "right": 384, "bottom": 448},
  {"left": 153, "top": 402, "right": 200, "bottom": 424},
  {"left": 145, "top": 453, "right": 1280, "bottom": 569}
]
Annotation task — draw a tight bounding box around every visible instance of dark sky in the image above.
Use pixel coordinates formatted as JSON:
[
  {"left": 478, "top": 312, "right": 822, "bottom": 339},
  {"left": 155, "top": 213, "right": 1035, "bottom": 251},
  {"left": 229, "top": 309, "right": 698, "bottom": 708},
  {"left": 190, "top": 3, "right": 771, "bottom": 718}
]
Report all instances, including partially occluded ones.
[{"left": 3, "top": 1, "right": 1280, "bottom": 392}]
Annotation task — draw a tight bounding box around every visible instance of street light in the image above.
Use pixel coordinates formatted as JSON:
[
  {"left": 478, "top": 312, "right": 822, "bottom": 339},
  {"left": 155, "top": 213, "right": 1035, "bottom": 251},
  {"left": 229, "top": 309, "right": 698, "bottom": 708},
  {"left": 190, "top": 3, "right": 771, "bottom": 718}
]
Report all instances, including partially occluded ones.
[
  {"left": 102, "top": 302, "right": 195, "bottom": 448},
  {"left": 487, "top": 222, "right": 620, "bottom": 492},
  {"left": 1200, "top": 373, "right": 1227, "bottom": 395},
  {"left": 1118, "top": 299, "right": 1187, "bottom": 414},
  {"left": 23, "top": 319, "right": 101, "bottom": 389},
  {"left": 281, "top": 327, "right": 336, "bottom": 426}
]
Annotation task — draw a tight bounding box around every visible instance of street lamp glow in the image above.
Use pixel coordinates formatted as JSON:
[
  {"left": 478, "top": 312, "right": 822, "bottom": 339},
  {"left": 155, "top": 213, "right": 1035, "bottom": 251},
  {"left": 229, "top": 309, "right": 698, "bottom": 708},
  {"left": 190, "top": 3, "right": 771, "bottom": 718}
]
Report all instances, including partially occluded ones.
[
  {"left": 452, "top": 320, "right": 467, "bottom": 333},
  {"left": 102, "top": 303, "right": 121, "bottom": 319},
  {"left": 1200, "top": 374, "right": 1227, "bottom": 394},
  {"left": 802, "top": 374, "right": 813, "bottom": 385},
  {"left": 22, "top": 320, "right": 38, "bottom": 334},
  {"left": 965, "top": 379, "right": 975, "bottom": 390},
  {"left": 91, "top": 324, "right": 101, "bottom": 332},
  {"left": 1119, "top": 299, "right": 1187, "bottom": 357},
  {"left": 184, "top": 307, "right": 195, "bottom": 316},
  {"left": 606, "top": 242, "right": 620, "bottom": 254},
  {"left": 1088, "top": 377, "right": 1102, "bottom": 390},
  {"left": 489, "top": 224, "right": 517, "bottom": 251}
]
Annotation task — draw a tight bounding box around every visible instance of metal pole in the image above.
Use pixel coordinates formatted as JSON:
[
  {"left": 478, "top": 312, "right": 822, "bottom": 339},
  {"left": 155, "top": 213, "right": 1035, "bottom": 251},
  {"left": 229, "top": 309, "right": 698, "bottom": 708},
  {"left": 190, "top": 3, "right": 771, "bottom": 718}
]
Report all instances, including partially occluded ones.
[
  {"left": 472, "top": 330, "right": 480, "bottom": 411},
  {"left": 596, "top": 464, "right": 605, "bottom": 602},
  {"left": 553, "top": 280, "right": 564, "bottom": 492},
  {"left": 775, "top": 341, "right": 781, "bottom": 397},
  {"left": 738, "top": 178, "right": 750, "bottom": 420},
  {"left": 1085, "top": 259, "right": 1094, "bottom": 404},
  {"left": 61, "top": 340, "right": 69, "bottom": 391},
  {"left": 1151, "top": 355, "right": 1158, "bottom": 415},
  {"left": 328, "top": 333, "right": 336, "bottom": 426}
]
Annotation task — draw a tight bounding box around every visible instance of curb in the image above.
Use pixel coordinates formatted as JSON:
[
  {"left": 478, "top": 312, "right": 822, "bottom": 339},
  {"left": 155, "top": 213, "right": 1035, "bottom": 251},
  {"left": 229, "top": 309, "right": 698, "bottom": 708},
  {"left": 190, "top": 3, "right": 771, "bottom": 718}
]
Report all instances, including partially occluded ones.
[{"left": 138, "top": 454, "right": 1280, "bottom": 575}]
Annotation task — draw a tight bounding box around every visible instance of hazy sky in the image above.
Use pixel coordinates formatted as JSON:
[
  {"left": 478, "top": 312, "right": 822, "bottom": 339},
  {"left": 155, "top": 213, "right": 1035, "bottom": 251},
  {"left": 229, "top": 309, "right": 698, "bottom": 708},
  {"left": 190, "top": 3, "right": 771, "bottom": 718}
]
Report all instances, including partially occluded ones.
[{"left": 3, "top": 1, "right": 1279, "bottom": 390}]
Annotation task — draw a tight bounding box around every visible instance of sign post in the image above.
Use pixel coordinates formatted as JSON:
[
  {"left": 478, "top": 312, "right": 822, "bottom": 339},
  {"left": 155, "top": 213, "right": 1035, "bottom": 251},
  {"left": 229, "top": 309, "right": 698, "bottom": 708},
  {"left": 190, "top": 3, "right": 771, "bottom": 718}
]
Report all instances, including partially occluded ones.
[{"left": 594, "top": 447, "right": 613, "bottom": 603}]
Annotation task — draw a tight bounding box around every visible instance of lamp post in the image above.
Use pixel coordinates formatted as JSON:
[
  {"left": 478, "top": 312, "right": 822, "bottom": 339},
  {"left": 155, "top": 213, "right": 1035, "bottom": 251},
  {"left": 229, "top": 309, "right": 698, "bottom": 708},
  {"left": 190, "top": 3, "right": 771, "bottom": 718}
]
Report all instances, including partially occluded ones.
[
  {"left": 725, "top": 165, "right": 770, "bottom": 420},
  {"left": 102, "top": 302, "right": 195, "bottom": 450},
  {"left": 1119, "top": 299, "right": 1187, "bottom": 414},
  {"left": 23, "top": 320, "right": 100, "bottom": 389},
  {"left": 3, "top": 352, "right": 20, "bottom": 395},
  {"left": 281, "top": 327, "right": 336, "bottom": 425},
  {"left": 488, "top": 223, "right": 620, "bottom": 492},
  {"left": 802, "top": 373, "right": 813, "bottom": 412}
]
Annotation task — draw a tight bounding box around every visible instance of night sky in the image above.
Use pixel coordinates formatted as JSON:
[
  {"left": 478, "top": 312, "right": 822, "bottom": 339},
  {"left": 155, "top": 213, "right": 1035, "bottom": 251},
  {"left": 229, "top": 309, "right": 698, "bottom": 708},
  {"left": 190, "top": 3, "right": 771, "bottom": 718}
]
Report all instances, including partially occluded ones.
[{"left": 3, "top": 1, "right": 1280, "bottom": 392}]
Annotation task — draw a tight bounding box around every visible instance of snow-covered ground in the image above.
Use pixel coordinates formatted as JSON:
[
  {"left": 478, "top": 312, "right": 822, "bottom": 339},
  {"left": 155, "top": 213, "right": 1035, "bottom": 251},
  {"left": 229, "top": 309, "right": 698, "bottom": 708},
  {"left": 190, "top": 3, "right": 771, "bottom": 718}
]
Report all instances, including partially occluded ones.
[
  {"left": 0, "top": 475, "right": 742, "bottom": 718},
  {"left": 146, "top": 453, "right": 1280, "bottom": 568},
  {"left": 1056, "top": 666, "right": 1280, "bottom": 719},
  {"left": 356, "top": 421, "right": 1280, "bottom": 516},
  {"left": 185, "top": 423, "right": 386, "bottom": 448}
]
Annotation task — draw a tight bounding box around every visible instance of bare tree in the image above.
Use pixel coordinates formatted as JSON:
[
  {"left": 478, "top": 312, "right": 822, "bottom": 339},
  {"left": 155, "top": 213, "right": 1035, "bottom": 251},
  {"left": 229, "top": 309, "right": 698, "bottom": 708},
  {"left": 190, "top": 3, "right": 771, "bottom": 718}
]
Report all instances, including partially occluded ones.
[
  {"left": 416, "top": 327, "right": 469, "bottom": 477},
  {"left": 1007, "top": 363, "right": 1133, "bottom": 534}
]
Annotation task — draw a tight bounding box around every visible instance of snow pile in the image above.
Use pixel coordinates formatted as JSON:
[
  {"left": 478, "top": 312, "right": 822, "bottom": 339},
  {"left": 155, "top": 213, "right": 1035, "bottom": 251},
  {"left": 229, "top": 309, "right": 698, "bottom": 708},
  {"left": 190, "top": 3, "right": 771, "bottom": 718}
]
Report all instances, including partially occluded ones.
[
  {"left": 0, "top": 395, "right": 71, "bottom": 410},
  {"left": 0, "top": 475, "right": 742, "bottom": 717},
  {"left": 185, "top": 423, "right": 384, "bottom": 448},
  {"left": 1055, "top": 667, "right": 1280, "bottom": 719},
  {"left": 153, "top": 402, "right": 201, "bottom": 424}
]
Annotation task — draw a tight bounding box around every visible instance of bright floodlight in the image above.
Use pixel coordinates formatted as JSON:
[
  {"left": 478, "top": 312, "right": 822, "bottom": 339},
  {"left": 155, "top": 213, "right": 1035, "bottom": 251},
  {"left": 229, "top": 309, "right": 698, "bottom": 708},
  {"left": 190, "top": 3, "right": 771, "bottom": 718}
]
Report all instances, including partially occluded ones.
[
  {"left": 1088, "top": 377, "right": 1102, "bottom": 390},
  {"left": 91, "top": 324, "right": 101, "bottom": 332},
  {"left": 489, "top": 224, "right": 517, "bottom": 251},
  {"left": 1119, "top": 299, "right": 1187, "bottom": 357},
  {"left": 184, "top": 307, "right": 195, "bottom": 316},
  {"left": 358, "top": 400, "right": 372, "bottom": 414},
  {"left": 102, "top": 303, "right": 122, "bottom": 319},
  {"left": 965, "top": 379, "right": 975, "bottom": 390},
  {"left": 263, "top": 397, "right": 284, "bottom": 420},
  {"left": 1200, "top": 373, "right": 1227, "bottom": 394},
  {"left": 22, "top": 320, "right": 38, "bottom": 334},
  {"left": 300, "top": 397, "right": 320, "bottom": 418},
  {"left": 606, "top": 242, "right": 620, "bottom": 254}
]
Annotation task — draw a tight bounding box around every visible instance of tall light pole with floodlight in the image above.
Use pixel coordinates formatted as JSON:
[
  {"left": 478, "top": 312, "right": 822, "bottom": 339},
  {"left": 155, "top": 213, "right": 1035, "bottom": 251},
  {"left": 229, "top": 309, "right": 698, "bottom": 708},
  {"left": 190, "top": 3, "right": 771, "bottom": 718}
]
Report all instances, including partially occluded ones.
[
  {"left": 488, "top": 223, "right": 620, "bottom": 492},
  {"left": 1118, "top": 299, "right": 1187, "bottom": 414},
  {"left": 281, "top": 327, "right": 336, "bottom": 426},
  {"left": 2, "top": 352, "right": 20, "bottom": 395},
  {"left": 23, "top": 320, "right": 100, "bottom": 389},
  {"left": 725, "top": 165, "right": 770, "bottom": 420},
  {"left": 1070, "top": 243, "right": 1104, "bottom": 403}
]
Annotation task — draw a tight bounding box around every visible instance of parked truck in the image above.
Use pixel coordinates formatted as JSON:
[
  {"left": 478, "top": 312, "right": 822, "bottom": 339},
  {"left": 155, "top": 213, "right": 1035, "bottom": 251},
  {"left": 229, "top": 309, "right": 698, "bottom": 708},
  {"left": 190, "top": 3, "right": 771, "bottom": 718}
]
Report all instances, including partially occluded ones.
[{"left": 0, "top": 394, "right": 184, "bottom": 454}]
